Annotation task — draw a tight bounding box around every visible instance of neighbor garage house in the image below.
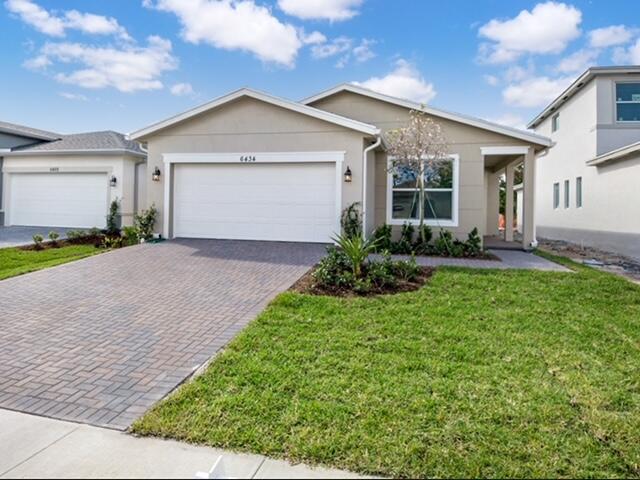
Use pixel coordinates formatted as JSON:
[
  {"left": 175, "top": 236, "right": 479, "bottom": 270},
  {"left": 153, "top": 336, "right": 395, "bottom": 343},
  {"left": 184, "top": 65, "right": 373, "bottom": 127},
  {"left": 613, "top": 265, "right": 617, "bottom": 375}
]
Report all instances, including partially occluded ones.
[
  {"left": 1, "top": 122, "right": 146, "bottom": 229},
  {"left": 131, "top": 85, "right": 552, "bottom": 248}
]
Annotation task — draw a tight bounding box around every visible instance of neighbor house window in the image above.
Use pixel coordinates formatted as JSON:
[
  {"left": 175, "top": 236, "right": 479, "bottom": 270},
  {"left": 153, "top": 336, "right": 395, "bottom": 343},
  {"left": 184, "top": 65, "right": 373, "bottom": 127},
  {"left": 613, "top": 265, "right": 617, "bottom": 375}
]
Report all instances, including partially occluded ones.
[
  {"left": 552, "top": 113, "right": 560, "bottom": 132},
  {"left": 616, "top": 83, "right": 640, "bottom": 122},
  {"left": 564, "top": 180, "right": 570, "bottom": 208},
  {"left": 553, "top": 183, "right": 560, "bottom": 209},
  {"left": 388, "top": 156, "right": 458, "bottom": 226},
  {"left": 576, "top": 176, "right": 583, "bottom": 208}
]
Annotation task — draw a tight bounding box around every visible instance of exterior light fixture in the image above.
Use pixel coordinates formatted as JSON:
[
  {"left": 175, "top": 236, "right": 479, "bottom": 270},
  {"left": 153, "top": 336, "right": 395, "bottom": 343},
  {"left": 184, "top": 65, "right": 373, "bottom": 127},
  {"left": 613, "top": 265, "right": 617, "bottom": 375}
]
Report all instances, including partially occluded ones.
[
  {"left": 344, "top": 166, "right": 353, "bottom": 183},
  {"left": 152, "top": 167, "right": 161, "bottom": 182},
  {"left": 110, "top": 175, "right": 117, "bottom": 187}
]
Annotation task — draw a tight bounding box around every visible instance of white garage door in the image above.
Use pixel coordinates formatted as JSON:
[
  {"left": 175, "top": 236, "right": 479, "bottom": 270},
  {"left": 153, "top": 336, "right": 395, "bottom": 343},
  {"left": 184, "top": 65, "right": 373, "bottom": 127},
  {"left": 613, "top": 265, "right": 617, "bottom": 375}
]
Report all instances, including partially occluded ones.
[
  {"left": 9, "top": 173, "right": 108, "bottom": 228},
  {"left": 174, "top": 163, "right": 337, "bottom": 243}
]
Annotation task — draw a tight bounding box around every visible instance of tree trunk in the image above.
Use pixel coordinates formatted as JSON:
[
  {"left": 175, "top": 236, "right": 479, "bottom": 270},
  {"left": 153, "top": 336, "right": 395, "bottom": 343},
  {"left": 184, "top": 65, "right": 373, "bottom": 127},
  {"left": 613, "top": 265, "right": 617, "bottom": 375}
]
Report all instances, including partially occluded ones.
[{"left": 418, "top": 160, "right": 426, "bottom": 243}]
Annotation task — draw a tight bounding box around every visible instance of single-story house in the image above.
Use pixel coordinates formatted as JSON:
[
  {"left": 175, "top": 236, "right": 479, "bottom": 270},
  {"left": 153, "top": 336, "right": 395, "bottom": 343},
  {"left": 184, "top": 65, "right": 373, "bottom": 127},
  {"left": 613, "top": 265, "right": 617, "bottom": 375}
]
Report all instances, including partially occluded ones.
[
  {"left": 1, "top": 121, "right": 146, "bottom": 229},
  {"left": 130, "top": 85, "right": 551, "bottom": 249}
]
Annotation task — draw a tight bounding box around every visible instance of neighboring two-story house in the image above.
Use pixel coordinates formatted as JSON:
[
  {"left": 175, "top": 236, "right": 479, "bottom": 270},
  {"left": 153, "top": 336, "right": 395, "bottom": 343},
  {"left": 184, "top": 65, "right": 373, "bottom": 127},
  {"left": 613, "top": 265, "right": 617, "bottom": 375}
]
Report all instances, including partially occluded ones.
[{"left": 528, "top": 66, "right": 640, "bottom": 260}]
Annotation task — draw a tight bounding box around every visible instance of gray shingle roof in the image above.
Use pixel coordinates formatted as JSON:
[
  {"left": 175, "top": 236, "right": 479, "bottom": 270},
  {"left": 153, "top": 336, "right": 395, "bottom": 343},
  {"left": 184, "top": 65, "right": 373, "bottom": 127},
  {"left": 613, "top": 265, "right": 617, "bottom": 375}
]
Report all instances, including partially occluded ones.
[
  {"left": 13, "top": 131, "right": 146, "bottom": 156},
  {"left": 0, "top": 120, "right": 60, "bottom": 141}
]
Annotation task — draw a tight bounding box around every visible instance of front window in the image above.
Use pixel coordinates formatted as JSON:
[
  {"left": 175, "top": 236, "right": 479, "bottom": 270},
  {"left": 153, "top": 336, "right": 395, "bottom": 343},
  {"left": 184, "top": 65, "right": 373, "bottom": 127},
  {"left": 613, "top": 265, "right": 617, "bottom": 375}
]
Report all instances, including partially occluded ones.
[
  {"left": 616, "top": 83, "right": 640, "bottom": 122},
  {"left": 564, "top": 180, "right": 570, "bottom": 208},
  {"left": 553, "top": 183, "right": 560, "bottom": 209},
  {"left": 576, "top": 177, "right": 583, "bottom": 208},
  {"left": 389, "top": 157, "right": 457, "bottom": 225},
  {"left": 552, "top": 113, "right": 560, "bottom": 132}
]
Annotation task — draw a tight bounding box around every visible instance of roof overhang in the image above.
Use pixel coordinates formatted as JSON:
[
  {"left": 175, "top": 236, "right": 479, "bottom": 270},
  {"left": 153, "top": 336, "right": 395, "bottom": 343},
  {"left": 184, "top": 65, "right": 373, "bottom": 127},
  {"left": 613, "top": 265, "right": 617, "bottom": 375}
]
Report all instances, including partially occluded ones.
[
  {"left": 129, "top": 88, "right": 381, "bottom": 141},
  {"left": 302, "top": 83, "right": 552, "bottom": 148},
  {"left": 528, "top": 66, "right": 640, "bottom": 129},
  {"left": 2, "top": 149, "right": 146, "bottom": 158},
  {"left": 0, "top": 125, "right": 60, "bottom": 142},
  {"left": 587, "top": 140, "right": 640, "bottom": 167}
]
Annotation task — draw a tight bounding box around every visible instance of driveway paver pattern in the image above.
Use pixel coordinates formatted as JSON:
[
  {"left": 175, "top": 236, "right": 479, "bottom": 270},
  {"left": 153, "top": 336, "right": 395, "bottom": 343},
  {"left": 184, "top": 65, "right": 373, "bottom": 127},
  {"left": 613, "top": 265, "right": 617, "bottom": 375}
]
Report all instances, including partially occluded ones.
[{"left": 0, "top": 239, "right": 325, "bottom": 429}]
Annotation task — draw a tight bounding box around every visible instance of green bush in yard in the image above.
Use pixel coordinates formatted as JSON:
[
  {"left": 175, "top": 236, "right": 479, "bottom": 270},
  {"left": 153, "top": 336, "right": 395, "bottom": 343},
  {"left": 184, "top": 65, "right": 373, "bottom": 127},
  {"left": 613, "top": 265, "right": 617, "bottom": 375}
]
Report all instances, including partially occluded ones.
[
  {"left": 332, "top": 233, "right": 378, "bottom": 278},
  {"left": 32, "top": 234, "right": 44, "bottom": 250},
  {"left": 312, "top": 246, "right": 354, "bottom": 289},
  {"left": 105, "top": 199, "right": 120, "bottom": 236},
  {"left": 134, "top": 204, "right": 158, "bottom": 241},
  {"left": 48, "top": 231, "right": 60, "bottom": 246},
  {"left": 122, "top": 226, "right": 140, "bottom": 246},
  {"left": 464, "top": 227, "right": 482, "bottom": 256},
  {"left": 340, "top": 202, "right": 362, "bottom": 239},
  {"left": 372, "top": 224, "right": 392, "bottom": 252}
]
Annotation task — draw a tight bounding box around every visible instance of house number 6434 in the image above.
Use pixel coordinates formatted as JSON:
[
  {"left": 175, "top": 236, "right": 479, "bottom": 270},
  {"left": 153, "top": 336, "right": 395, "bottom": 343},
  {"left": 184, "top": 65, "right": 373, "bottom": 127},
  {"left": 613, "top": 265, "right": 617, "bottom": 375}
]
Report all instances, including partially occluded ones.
[{"left": 240, "top": 156, "right": 256, "bottom": 162}]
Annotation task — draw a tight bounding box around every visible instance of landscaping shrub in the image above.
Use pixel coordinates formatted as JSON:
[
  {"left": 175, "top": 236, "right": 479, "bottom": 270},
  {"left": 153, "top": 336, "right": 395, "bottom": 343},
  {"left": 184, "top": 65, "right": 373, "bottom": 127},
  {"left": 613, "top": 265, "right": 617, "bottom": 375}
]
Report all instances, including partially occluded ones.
[
  {"left": 101, "top": 235, "right": 123, "bottom": 249},
  {"left": 372, "top": 224, "right": 392, "bottom": 252},
  {"left": 341, "top": 202, "right": 362, "bottom": 239},
  {"left": 312, "top": 246, "right": 354, "bottom": 290},
  {"left": 122, "top": 226, "right": 140, "bottom": 246},
  {"left": 106, "top": 199, "right": 121, "bottom": 237},
  {"left": 464, "top": 227, "right": 482, "bottom": 257},
  {"left": 134, "top": 204, "right": 158, "bottom": 241},
  {"left": 413, "top": 225, "right": 433, "bottom": 255},
  {"left": 332, "top": 233, "right": 377, "bottom": 278},
  {"left": 32, "top": 234, "right": 44, "bottom": 250},
  {"left": 48, "top": 231, "right": 60, "bottom": 246},
  {"left": 391, "top": 222, "right": 415, "bottom": 254}
]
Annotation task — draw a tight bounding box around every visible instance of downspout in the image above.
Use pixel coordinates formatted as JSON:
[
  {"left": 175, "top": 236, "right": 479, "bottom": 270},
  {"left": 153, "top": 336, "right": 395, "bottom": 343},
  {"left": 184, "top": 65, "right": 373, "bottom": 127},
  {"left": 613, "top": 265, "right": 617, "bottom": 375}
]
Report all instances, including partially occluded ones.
[{"left": 362, "top": 135, "right": 382, "bottom": 240}]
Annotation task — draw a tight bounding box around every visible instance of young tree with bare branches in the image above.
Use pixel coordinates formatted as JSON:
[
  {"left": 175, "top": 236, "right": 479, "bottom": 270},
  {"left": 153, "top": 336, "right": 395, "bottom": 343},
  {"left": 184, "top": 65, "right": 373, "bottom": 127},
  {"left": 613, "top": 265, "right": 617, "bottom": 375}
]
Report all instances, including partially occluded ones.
[{"left": 385, "top": 110, "right": 450, "bottom": 243}]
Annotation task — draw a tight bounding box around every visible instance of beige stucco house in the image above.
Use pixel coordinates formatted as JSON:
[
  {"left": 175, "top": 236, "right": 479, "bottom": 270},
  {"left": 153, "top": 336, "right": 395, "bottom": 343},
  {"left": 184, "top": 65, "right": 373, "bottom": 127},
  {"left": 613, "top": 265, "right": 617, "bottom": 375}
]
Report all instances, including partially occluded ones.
[
  {"left": 130, "top": 85, "right": 551, "bottom": 249},
  {"left": 1, "top": 123, "right": 146, "bottom": 229}
]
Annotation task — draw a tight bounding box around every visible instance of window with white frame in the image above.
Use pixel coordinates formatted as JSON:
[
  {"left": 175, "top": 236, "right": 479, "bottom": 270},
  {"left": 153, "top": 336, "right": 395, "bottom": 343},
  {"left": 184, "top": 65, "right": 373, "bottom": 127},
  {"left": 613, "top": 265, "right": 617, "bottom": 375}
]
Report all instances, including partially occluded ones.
[
  {"left": 388, "top": 156, "right": 458, "bottom": 225},
  {"left": 564, "top": 180, "right": 570, "bottom": 208},
  {"left": 553, "top": 182, "right": 560, "bottom": 209},
  {"left": 616, "top": 83, "right": 640, "bottom": 122},
  {"left": 552, "top": 113, "right": 560, "bottom": 132},
  {"left": 576, "top": 176, "right": 583, "bottom": 208}
]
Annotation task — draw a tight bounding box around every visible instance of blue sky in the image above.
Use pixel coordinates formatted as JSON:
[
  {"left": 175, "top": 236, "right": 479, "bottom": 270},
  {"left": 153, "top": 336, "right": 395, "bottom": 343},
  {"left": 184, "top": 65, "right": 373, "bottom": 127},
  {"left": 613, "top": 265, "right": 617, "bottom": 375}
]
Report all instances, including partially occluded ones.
[{"left": 2, "top": 0, "right": 638, "bottom": 134}]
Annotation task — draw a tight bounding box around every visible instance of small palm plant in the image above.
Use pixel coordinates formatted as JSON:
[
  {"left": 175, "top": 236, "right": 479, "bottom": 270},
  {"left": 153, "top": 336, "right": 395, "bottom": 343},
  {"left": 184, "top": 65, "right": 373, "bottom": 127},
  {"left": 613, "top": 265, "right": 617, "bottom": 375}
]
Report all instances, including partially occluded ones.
[{"left": 332, "top": 233, "right": 378, "bottom": 278}]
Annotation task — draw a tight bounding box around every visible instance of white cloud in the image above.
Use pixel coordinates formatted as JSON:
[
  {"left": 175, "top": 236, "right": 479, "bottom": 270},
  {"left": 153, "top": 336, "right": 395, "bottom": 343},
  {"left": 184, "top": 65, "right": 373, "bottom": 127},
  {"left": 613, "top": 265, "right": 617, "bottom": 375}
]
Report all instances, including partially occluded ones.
[
  {"left": 311, "top": 37, "right": 375, "bottom": 68},
  {"left": 478, "top": 1, "right": 582, "bottom": 64},
  {"left": 589, "top": 25, "right": 633, "bottom": 48},
  {"left": 170, "top": 82, "right": 194, "bottom": 96},
  {"left": 144, "top": 0, "right": 302, "bottom": 67},
  {"left": 352, "top": 39, "right": 376, "bottom": 62},
  {"left": 29, "top": 36, "right": 177, "bottom": 93},
  {"left": 353, "top": 59, "right": 436, "bottom": 104},
  {"left": 503, "top": 76, "right": 573, "bottom": 108},
  {"left": 556, "top": 49, "right": 598, "bottom": 73},
  {"left": 278, "top": 0, "right": 363, "bottom": 21},
  {"left": 301, "top": 30, "right": 326, "bottom": 45},
  {"left": 504, "top": 64, "right": 534, "bottom": 82},
  {"left": 5, "top": 0, "right": 131, "bottom": 40},
  {"left": 59, "top": 91, "right": 88, "bottom": 101},
  {"left": 5, "top": 0, "right": 65, "bottom": 36},
  {"left": 613, "top": 39, "right": 640, "bottom": 64},
  {"left": 63, "top": 10, "right": 131, "bottom": 41},
  {"left": 311, "top": 36, "right": 352, "bottom": 59},
  {"left": 486, "top": 113, "right": 527, "bottom": 130},
  {"left": 484, "top": 74, "right": 499, "bottom": 86}
]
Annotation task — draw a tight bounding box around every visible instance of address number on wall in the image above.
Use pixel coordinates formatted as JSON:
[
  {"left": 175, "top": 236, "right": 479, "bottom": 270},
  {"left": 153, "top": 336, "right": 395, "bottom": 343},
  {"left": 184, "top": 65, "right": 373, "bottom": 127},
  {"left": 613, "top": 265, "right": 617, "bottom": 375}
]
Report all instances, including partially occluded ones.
[{"left": 239, "top": 156, "right": 256, "bottom": 163}]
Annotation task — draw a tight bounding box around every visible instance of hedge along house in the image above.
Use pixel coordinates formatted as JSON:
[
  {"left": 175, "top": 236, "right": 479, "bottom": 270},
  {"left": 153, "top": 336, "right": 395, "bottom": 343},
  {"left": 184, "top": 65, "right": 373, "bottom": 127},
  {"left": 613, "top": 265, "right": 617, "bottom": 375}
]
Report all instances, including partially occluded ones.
[
  {"left": 1, "top": 126, "right": 147, "bottom": 229},
  {"left": 130, "top": 86, "right": 551, "bottom": 249}
]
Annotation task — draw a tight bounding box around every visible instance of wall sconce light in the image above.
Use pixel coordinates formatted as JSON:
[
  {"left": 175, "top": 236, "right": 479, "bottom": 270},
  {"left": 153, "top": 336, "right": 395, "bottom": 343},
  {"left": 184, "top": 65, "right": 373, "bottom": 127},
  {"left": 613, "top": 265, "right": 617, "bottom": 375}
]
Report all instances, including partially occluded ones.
[
  {"left": 110, "top": 175, "right": 117, "bottom": 187},
  {"left": 152, "top": 167, "right": 161, "bottom": 182},
  {"left": 344, "top": 166, "right": 353, "bottom": 183}
]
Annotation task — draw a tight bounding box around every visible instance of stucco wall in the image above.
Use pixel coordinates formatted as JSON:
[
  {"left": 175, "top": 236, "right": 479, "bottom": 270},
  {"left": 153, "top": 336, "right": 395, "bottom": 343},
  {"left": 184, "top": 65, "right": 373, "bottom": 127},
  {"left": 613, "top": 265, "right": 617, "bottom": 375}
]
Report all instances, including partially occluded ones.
[
  {"left": 138, "top": 96, "right": 369, "bottom": 236},
  {"left": 535, "top": 77, "right": 640, "bottom": 239},
  {"left": 2, "top": 154, "right": 141, "bottom": 226},
  {"left": 310, "top": 91, "right": 534, "bottom": 239}
]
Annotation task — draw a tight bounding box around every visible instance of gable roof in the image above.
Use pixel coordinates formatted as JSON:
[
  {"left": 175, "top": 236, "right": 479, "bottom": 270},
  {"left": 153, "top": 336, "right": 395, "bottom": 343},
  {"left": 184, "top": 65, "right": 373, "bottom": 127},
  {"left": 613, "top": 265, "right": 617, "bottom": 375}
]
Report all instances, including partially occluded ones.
[
  {"left": 129, "top": 88, "right": 381, "bottom": 140},
  {"left": 302, "top": 83, "right": 552, "bottom": 147},
  {"left": 528, "top": 66, "right": 640, "bottom": 129},
  {"left": 0, "top": 120, "right": 60, "bottom": 141},
  {"left": 587, "top": 140, "right": 640, "bottom": 167},
  {"left": 6, "top": 131, "right": 146, "bottom": 157}
]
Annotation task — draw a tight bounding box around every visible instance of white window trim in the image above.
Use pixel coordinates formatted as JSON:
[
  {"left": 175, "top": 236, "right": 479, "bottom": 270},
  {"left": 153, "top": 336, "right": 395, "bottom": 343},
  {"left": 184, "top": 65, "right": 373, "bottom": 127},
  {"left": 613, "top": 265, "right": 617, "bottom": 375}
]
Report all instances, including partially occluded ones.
[
  {"left": 161, "top": 151, "right": 345, "bottom": 240},
  {"left": 386, "top": 154, "right": 459, "bottom": 227},
  {"left": 615, "top": 81, "right": 640, "bottom": 124}
]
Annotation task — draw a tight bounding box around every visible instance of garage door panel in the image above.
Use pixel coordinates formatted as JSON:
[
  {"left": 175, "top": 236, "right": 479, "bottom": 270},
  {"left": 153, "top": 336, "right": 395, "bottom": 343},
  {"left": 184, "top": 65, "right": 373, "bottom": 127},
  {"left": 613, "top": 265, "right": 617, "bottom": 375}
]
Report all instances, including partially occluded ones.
[
  {"left": 174, "top": 162, "right": 336, "bottom": 243},
  {"left": 9, "top": 173, "right": 108, "bottom": 228}
]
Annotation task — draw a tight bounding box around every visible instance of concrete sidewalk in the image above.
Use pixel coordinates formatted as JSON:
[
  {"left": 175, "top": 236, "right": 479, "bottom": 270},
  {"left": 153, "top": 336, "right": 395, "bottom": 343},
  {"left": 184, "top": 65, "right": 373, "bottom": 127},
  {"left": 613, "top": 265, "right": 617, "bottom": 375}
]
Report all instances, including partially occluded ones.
[{"left": 0, "top": 409, "right": 368, "bottom": 479}]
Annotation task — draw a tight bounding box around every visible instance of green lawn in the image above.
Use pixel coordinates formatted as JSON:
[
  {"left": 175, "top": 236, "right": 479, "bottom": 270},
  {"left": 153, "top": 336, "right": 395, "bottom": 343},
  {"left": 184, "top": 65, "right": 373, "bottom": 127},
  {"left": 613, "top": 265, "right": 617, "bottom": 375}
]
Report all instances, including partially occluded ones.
[
  {"left": 133, "top": 255, "right": 640, "bottom": 478},
  {"left": 0, "top": 244, "right": 100, "bottom": 280}
]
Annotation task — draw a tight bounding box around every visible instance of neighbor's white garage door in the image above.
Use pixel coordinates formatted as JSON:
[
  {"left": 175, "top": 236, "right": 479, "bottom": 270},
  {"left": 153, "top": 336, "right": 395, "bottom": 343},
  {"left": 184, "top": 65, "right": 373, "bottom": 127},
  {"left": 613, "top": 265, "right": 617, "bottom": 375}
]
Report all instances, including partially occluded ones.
[
  {"left": 9, "top": 173, "right": 108, "bottom": 228},
  {"left": 173, "top": 163, "right": 336, "bottom": 243}
]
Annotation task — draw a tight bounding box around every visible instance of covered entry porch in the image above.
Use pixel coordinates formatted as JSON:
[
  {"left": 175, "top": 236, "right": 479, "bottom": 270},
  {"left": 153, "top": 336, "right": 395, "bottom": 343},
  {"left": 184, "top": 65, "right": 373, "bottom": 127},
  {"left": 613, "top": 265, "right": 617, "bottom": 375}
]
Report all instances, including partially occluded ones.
[{"left": 483, "top": 146, "right": 537, "bottom": 251}]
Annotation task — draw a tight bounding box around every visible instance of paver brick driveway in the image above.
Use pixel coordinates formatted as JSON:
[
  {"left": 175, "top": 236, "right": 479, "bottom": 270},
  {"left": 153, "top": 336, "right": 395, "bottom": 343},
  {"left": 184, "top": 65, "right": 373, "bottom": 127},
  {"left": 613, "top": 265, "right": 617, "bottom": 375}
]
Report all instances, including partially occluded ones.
[{"left": 0, "top": 239, "right": 325, "bottom": 430}]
